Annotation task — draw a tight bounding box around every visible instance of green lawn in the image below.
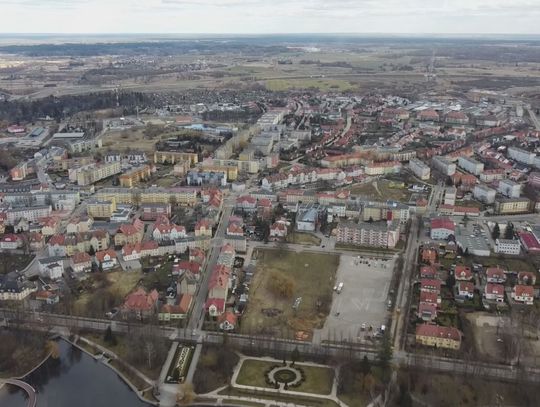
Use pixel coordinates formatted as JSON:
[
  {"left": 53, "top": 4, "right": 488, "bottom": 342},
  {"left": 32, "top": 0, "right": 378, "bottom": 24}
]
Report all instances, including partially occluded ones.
[
  {"left": 286, "top": 232, "right": 321, "bottom": 246},
  {"left": 236, "top": 359, "right": 334, "bottom": 395},
  {"left": 265, "top": 78, "right": 354, "bottom": 92},
  {"left": 240, "top": 250, "right": 339, "bottom": 337}
]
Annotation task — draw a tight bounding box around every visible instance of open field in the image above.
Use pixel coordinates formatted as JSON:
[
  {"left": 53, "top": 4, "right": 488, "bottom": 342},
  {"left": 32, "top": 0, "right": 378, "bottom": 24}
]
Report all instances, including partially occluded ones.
[
  {"left": 100, "top": 127, "right": 163, "bottom": 153},
  {"left": 240, "top": 249, "right": 339, "bottom": 338},
  {"left": 286, "top": 232, "right": 321, "bottom": 246},
  {"left": 265, "top": 78, "right": 355, "bottom": 92},
  {"left": 236, "top": 359, "right": 334, "bottom": 395},
  {"left": 347, "top": 179, "right": 415, "bottom": 202}
]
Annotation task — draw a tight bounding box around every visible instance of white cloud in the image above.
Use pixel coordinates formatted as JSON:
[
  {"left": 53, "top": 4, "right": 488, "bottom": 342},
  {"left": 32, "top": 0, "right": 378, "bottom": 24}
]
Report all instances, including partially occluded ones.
[{"left": 0, "top": 0, "right": 539, "bottom": 33}]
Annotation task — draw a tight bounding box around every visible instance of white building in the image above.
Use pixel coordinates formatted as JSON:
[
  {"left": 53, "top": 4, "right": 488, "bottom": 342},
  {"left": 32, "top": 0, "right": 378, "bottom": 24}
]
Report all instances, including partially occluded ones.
[
  {"left": 431, "top": 156, "right": 456, "bottom": 176},
  {"left": 473, "top": 184, "right": 497, "bottom": 204},
  {"left": 498, "top": 179, "right": 521, "bottom": 198},
  {"left": 38, "top": 257, "right": 65, "bottom": 280},
  {"left": 458, "top": 156, "right": 484, "bottom": 176},
  {"left": 444, "top": 187, "right": 457, "bottom": 206},
  {"left": 508, "top": 146, "right": 536, "bottom": 165},
  {"left": 494, "top": 239, "right": 521, "bottom": 255},
  {"left": 430, "top": 218, "right": 455, "bottom": 240},
  {"left": 409, "top": 158, "right": 431, "bottom": 180},
  {"left": 6, "top": 205, "right": 52, "bottom": 225}
]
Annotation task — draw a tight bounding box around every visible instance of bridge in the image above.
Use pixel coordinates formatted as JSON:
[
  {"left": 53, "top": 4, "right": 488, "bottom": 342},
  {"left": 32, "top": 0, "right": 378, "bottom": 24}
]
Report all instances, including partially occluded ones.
[{"left": 0, "top": 379, "right": 37, "bottom": 407}]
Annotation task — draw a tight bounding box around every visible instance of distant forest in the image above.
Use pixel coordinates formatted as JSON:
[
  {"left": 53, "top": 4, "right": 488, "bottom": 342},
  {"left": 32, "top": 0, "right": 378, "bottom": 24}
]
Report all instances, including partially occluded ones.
[{"left": 0, "top": 92, "right": 154, "bottom": 122}]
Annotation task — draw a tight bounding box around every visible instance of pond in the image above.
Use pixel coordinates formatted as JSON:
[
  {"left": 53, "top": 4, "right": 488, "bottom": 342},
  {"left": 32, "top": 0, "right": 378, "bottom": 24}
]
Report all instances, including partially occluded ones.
[{"left": 0, "top": 340, "right": 150, "bottom": 407}]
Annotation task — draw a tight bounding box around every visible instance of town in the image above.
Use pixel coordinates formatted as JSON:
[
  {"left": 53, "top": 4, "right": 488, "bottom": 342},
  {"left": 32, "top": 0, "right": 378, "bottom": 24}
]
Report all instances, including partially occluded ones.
[{"left": 1, "top": 34, "right": 540, "bottom": 407}]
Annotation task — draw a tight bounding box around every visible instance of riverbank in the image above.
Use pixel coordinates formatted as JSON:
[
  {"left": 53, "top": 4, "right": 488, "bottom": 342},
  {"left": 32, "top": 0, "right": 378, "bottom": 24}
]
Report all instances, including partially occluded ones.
[{"left": 65, "top": 335, "right": 159, "bottom": 406}]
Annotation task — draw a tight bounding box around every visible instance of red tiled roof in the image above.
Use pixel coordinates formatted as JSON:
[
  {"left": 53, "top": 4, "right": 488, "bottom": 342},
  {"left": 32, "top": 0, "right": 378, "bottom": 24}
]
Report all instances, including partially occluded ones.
[
  {"left": 420, "top": 291, "right": 438, "bottom": 304},
  {"left": 431, "top": 217, "right": 455, "bottom": 231},
  {"left": 458, "top": 281, "right": 474, "bottom": 293},
  {"left": 95, "top": 248, "right": 117, "bottom": 262},
  {"left": 123, "top": 288, "right": 159, "bottom": 311},
  {"left": 486, "top": 283, "right": 504, "bottom": 296},
  {"left": 416, "top": 324, "right": 462, "bottom": 341},
  {"left": 455, "top": 266, "right": 472, "bottom": 280},
  {"left": 72, "top": 252, "right": 92, "bottom": 264},
  {"left": 205, "top": 298, "right": 225, "bottom": 313},
  {"left": 514, "top": 284, "right": 534, "bottom": 297}
]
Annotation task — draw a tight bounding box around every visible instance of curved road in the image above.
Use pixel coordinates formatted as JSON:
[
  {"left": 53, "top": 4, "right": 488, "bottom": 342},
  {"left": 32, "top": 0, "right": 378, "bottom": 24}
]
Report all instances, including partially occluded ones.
[{"left": 1, "top": 379, "right": 37, "bottom": 407}]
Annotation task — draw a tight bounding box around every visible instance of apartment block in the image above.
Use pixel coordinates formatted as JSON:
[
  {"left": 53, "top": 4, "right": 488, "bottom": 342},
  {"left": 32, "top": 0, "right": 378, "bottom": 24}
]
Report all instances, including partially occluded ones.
[{"left": 409, "top": 158, "right": 431, "bottom": 180}]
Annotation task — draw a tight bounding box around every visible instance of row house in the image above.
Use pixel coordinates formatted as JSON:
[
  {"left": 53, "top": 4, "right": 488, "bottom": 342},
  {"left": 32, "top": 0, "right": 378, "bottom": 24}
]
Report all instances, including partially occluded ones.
[{"left": 152, "top": 216, "right": 187, "bottom": 241}]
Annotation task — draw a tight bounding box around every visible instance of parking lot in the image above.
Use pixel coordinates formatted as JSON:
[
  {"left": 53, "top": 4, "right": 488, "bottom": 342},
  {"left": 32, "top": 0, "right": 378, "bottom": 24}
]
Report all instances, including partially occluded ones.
[{"left": 313, "top": 253, "right": 395, "bottom": 343}]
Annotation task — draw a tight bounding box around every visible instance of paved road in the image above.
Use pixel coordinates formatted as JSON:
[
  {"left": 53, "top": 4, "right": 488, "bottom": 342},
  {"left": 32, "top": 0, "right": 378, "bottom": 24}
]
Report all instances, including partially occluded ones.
[
  {"left": 4, "top": 309, "right": 540, "bottom": 384},
  {"left": 188, "top": 196, "right": 235, "bottom": 332},
  {"left": 0, "top": 379, "right": 37, "bottom": 407}
]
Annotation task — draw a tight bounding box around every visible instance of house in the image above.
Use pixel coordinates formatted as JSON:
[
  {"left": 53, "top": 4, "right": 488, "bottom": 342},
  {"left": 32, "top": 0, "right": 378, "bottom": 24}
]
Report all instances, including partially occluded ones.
[
  {"left": 486, "top": 267, "right": 506, "bottom": 284},
  {"left": 95, "top": 248, "right": 118, "bottom": 270},
  {"left": 90, "top": 230, "right": 110, "bottom": 252},
  {"left": 38, "top": 257, "right": 64, "bottom": 280},
  {"left": 47, "top": 234, "right": 66, "bottom": 256},
  {"left": 420, "top": 279, "right": 442, "bottom": 294},
  {"left": 455, "top": 265, "right": 473, "bottom": 281},
  {"left": 34, "top": 290, "right": 60, "bottom": 305},
  {"left": 517, "top": 271, "right": 536, "bottom": 286},
  {"left": 236, "top": 195, "right": 257, "bottom": 211},
  {"left": 66, "top": 216, "right": 93, "bottom": 234},
  {"left": 418, "top": 302, "right": 438, "bottom": 322},
  {"left": 40, "top": 216, "right": 60, "bottom": 236},
  {"left": 152, "top": 217, "right": 187, "bottom": 241},
  {"left": 208, "top": 264, "right": 231, "bottom": 300},
  {"left": 484, "top": 283, "right": 505, "bottom": 302},
  {"left": 430, "top": 218, "right": 455, "bottom": 240},
  {"left": 218, "top": 311, "right": 237, "bottom": 331},
  {"left": 114, "top": 219, "right": 145, "bottom": 246},
  {"left": 158, "top": 294, "right": 193, "bottom": 321},
  {"left": 420, "top": 291, "right": 440, "bottom": 306},
  {"left": 195, "top": 219, "right": 213, "bottom": 237},
  {"left": 28, "top": 232, "right": 45, "bottom": 252},
  {"left": 415, "top": 324, "right": 462, "bottom": 350},
  {"left": 205, "top": 298, "right": 226, "bottom": 317},
  {"left": 173, "top": 260, "right": 201, "bottom": 278},
  {"left": 0, "top": 234, "right": 22, "bottom": 250},
  {"left": 269, "top": 222, "right": 288, "bottom": 240},
  {"left": 121, "top": 288, "right": 159, "bottom": 319},
  {"left": 420, "top": 265, "right": 437, "bottom": 280},
  {"left": 420, "top": 247, "right": 438, "bottom": 265},
  {"left": 189, "top": 247, "right": 206, "bottom": 265},
  {"left": 512, "top": 285, "right": 534, "bottom": 305},
  {"left": 0, "top": 272, "right": 37, "bottom": 301},
  {"left": 71, "top": 252, "right": 92, "bottom": 273},
  {"left": 457, "top": 281, "right": 475, "bottom": 300},
  {"left": 226, "top": 221, "right": 244, "bottom": 237},
  {"left": 122, "top": 243, "right": 142, "bottom": 261}
]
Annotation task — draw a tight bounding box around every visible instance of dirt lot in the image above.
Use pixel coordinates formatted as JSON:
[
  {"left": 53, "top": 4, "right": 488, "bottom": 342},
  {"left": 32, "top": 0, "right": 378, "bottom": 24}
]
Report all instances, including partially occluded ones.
[
  {"left": 100, "top": 127, "right": 164, "bottom": 153},
  {"left": 347, "top": 179, "right": 416, "bottom": 202},
  {"left": 240, "top": 249, "right": 339, "bottom": 338}
]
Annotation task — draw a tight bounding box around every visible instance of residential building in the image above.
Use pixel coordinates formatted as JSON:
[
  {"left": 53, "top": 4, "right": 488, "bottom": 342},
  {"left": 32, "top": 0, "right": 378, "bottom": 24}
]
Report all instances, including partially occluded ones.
[
  {"left": 458, "top": 156, "right": 484, "bottom": 176},
  {"left": 95, "top": 248, "right": 118, "bottom": 270},
  {"left": 430, "top": 217, "right": 455, "bottom": 240},
  {"left": 409, "top": 158, "right": 430, "bottom": 180},
  {"left": 415, "top": 324, "right": 462, "bottom": 350},
  {"left": 73, "top": 161, "right": 121, "bottom": 186},
  {"left": 431, "top": 156, "right": 456, "bottom": 176},
  {"left": 269, "top": 222, "right": 288, "bottom": 240},
  {"left": 498, "top": 179, "right": 521, "bottom": 198},
  {"left": 484, "top": 283, "right": 505, "bottom": 302},
  {"left": 195, "top": 219, "right": 213, "bottom": 237},
  {"left": 512, "top": 285, "right": 534, "bottom": 305},
  {"left": 87, "top": 199, "right": 117, "bottom": 219},
  {"left": 119, "top": 165, "right": 152, "bottom": 187},
  {"left": 114, "top": 219, "right": 145, "bottom": 246},
  {"left": 153, "top": 151, "right": 198, "bottom": 165},
  {"left": 0, "top": 234, "right": 22, "bottom": 250},
  {"left": 121, "top": 288, "right": 159, "bottom": 319},
  {"left": 38, "top": 257, "right": 64, "bottom": 280},
  {"left": 495, "top": 198, "right": 530, "bottom": 215},
  {"left": 0, "top": 273, "right": 36, "bottom": 301},
  {"left": 455, "top": 265, "right": 473, "bottom": 281},
  {"left": 6, "top": 205, "right": 52, "bottom": 225},
  {"left": 141, "top": 203, "right": 171, "bottom": 221},
  {"left": 71, "top": 252, "right": 93, "bottom": 273},
  {"left": 486, "top": 267, "right": 506, "bottom": 283},
  {"left": 473, "top": 185, "right": 496, "bottom": 204},
  {"left": 494, "top": 239, "right": 521, "bottom": 255},
  {"left": 444, "top": 187, "right": 457, "bottom": 206},
  {"left": 508, "top": 146, "right": 536, "bottom": 165},
  {"left": 336, "top": 221, "right": 400, "bottom": 248},
  {"left": 457, "top": 281, "right": 474, "bottom": 300},
  {"left": 296, "top": 208, "right": 318, "bottom": 231}
]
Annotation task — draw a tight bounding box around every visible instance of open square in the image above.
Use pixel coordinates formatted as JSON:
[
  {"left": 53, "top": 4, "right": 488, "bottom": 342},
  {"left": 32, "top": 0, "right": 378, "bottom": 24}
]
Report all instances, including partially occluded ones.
[
  {"left": 240, "top": 249, "right": 339, "bottom": 339},
  {"left": 314, "top": 254, "right": 395, "bottom": 343}
]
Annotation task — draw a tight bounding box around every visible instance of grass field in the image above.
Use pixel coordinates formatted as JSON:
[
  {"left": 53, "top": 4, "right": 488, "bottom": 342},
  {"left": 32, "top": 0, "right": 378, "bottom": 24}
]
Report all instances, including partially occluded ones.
[
  {"left": 348, "top": 180, "right": 414, "bottom": 202},
  {"left": 236, "top": 359, "right": 334, "bottom": 395},
  {"left": 240, "top": 250, "right": 339, "bottom": 338},
  {"left": 286, "top": 232, "right": 321, "bottom": 246},
  {"left": 265, "top": 78, "right": 354, "bottom": 92}
]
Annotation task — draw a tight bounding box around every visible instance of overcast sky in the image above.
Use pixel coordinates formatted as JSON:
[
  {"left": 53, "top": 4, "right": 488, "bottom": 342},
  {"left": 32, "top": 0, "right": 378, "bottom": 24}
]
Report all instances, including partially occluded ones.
[{"left": 2, "top": 0, "right": 540, "bottom": 34}]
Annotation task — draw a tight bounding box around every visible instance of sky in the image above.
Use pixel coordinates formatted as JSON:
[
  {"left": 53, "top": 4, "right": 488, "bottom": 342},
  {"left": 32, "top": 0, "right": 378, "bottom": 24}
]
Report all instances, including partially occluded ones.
[{"left": 1, "top": 0, "right": 540, "bottom": 34}]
